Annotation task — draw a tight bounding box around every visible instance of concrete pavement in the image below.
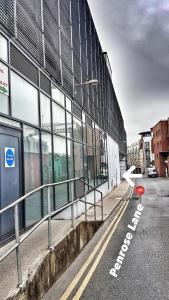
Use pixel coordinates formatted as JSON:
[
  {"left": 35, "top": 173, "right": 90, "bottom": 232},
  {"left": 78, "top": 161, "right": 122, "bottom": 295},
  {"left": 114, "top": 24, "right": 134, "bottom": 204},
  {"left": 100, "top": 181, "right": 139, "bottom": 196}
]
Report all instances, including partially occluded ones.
[{"left": 0, "top": 181, "right": 129, "bottom": 300}]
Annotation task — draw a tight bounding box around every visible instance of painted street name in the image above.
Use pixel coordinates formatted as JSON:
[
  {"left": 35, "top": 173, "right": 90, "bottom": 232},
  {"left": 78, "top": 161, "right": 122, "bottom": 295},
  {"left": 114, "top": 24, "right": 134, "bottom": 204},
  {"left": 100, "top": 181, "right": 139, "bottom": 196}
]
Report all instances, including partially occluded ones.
[{"left": 109, "top": 203, "right": 144, "bottom": 278}]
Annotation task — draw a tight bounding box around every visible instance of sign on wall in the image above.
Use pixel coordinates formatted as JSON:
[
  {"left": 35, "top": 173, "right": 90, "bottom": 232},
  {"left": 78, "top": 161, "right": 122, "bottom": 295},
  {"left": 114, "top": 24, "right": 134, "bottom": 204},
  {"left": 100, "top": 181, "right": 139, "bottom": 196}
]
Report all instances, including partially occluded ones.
[
  {"left": 5, "top": 148, "right": 15, "bottom": 168},
  {"left": 0, "top": 62, "right": 9, "bottom": 95}
]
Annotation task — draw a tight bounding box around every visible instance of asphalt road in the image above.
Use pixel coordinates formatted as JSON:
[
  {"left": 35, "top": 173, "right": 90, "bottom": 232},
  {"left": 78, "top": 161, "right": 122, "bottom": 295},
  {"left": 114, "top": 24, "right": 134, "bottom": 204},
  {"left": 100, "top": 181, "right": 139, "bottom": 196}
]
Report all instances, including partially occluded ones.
[{"left": 44, "top": 177, "right": 169, "bottom": 300}]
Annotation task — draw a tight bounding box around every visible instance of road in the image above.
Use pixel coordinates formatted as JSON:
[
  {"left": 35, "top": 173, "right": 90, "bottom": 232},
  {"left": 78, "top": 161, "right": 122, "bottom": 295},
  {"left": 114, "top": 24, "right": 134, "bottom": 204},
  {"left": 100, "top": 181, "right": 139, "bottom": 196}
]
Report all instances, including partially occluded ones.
[{"left": 44, "top": 177, "right": 169, "bottom": 300}]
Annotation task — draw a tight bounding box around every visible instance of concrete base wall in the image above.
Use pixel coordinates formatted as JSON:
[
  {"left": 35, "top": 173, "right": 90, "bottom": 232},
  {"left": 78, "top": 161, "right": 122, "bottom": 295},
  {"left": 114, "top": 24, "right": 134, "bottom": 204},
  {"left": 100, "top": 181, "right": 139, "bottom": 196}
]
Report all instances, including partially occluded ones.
[{"left": 7, "top": 221, "right": 103, "bottom": 300}]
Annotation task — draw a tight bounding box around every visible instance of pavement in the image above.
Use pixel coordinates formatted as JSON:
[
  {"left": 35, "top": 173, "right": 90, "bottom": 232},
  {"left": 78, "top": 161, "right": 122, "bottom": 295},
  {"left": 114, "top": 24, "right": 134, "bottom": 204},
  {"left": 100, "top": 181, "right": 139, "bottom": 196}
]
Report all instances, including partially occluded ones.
[
  {"left": 44, "top": 177, "right": 169, "bottom": 300},
  {"left": 0, "top": 181, "right": 129, "bottom": 300}
]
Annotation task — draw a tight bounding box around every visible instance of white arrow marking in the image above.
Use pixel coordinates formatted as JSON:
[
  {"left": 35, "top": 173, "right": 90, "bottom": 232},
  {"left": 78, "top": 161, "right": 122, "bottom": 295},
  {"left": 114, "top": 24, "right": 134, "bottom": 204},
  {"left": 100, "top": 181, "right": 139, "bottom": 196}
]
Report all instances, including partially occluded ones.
[{"left": 123, "top": 166, "right": 142, "bottom": 187}]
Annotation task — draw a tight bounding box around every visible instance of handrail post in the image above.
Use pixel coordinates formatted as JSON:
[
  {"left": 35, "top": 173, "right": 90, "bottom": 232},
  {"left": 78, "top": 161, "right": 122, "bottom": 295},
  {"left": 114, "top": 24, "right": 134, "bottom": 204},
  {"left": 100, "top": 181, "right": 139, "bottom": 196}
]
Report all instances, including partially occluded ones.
[
  {"left": 94, "top": 189, "right": 96, "bottom": 221},
  {"left": 101, "top": 192, "right": 103, "bottom": 221},
  {"left": 14, "top": 204, "right": 22, "bottom": 287},
  {"left": 84, "top": 189, "right": 87, "bottom": 221},
  {"left": 47, "top": 187, "right": 52, "bottom": 249},
  {"left": 71, "top": 181, "right": 75, "bottom": 229}
]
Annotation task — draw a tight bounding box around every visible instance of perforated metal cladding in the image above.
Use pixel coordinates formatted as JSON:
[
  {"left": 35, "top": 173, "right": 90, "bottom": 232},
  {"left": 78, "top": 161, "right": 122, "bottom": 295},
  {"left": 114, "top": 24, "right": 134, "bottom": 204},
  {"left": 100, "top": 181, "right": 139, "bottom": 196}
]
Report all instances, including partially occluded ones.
[
  {"left": 61, "top": 33, "right": 72, "bottom": 71},
  {"left": 16, "top": 0, "right": 43, "bottom": 65},
  {"left": 72, "top": 103, "right": 81, "bottom": 119},
  {"left": 74, "top": 178, "right": 85, "bottom": 199},
  {"left": 73, "top": 54, "right": 81, "bottom": 82},
  {"left": 85, "top": 115, "right": 92, "bottom": 128},
  {"left": 0, "top": 1, "right": 14, "bottom": 34},
  {"left": 62, "top": 62, "right": 73, "bottom": 96},
  {"left": 40, "top": 72, "right": 51, "bottom": 95},
  {"left": 60, "top": 5, "right": 71, "bottom": 44},
  {"left": 10, "top": 44, "right": 39, "bottom": 85}
]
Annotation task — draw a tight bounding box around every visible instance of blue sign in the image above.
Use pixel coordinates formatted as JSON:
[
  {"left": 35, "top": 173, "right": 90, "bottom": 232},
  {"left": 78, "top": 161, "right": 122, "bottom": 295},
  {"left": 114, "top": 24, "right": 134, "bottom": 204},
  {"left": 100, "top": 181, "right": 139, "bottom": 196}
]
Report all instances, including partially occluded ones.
[{"left": 5, "top": 148, "right": 15, "bottom": 168}]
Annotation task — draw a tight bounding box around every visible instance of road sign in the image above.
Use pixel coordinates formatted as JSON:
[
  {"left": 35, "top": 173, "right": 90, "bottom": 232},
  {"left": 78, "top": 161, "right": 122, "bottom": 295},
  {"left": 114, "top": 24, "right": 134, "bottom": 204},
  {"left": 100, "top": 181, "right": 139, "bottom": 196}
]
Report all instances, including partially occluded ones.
[
  {"left": 5, "top": 147, "right": 15, "bottom": 168},
  {"left": 123, "top": 166, "right": 142, "bottom": 187}
]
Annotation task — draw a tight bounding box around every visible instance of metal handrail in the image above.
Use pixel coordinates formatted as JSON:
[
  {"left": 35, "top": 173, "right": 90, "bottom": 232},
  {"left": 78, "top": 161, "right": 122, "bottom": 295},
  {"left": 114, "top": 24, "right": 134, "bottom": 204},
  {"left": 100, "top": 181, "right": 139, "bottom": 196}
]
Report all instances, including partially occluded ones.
[{"left": 0, "top": 177, "right": 103, "bottom": 287}]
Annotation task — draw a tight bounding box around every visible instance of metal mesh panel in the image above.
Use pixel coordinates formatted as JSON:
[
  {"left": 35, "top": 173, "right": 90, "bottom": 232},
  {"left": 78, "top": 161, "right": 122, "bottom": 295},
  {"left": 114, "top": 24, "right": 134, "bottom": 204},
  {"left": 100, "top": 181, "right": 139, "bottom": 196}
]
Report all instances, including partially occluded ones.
[
  {"left": 61, "top": 33, "right": 72, "bottom": 71},
  {"left": 60, "top": 5, "right": 71, "bottom": 44},
  {"left": 10, "top": 44, "right": 39, "bottom": 85},
  {"left": 16, "top": 0, "right": 43, "bottom": 64},
  {"left": 62, "top": 62, "right": 73, "bottom": 96},
  {"left": 72, "top": 103, "right": 81, "bottom": 119},
  {"left": 0, "top": 1, "right": 14, "bottom": 35},
  {"left": 74, "top": 178, "right": 85, "bottom": 199},
  {"left": 40, "top": 72, "right": 51, "bottom": 95}
]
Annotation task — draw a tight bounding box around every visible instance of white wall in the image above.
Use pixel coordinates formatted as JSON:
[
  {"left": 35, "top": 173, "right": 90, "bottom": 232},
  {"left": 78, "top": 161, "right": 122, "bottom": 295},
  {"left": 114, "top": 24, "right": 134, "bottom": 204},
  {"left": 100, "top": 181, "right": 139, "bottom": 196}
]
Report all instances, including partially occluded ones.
[{"left": 107, "top": 134, "right": 121, "bottom": 190}]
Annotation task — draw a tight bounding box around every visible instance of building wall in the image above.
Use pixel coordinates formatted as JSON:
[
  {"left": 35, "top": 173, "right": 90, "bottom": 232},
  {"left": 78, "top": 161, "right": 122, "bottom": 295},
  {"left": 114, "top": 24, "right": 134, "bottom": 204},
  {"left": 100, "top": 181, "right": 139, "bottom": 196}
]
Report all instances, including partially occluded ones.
[
  {"left": 151, "top": 120, "right": 169, "bottom": 177},
  {"left": 0, "top": 0, "right": 127, "bottom": 230}
]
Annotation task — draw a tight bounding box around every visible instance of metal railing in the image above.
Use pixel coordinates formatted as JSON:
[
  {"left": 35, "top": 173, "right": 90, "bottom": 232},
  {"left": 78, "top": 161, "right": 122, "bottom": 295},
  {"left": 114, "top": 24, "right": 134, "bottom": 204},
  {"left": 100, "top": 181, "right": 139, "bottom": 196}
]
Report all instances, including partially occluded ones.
[{"left": 0, "top": 177, "right": 103, "bottom": 287}]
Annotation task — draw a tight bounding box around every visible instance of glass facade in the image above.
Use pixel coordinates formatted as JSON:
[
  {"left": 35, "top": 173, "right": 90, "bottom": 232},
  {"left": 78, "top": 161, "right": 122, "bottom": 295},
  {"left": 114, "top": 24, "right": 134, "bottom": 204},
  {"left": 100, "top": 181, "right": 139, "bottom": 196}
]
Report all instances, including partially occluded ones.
[{"left": 0, "top": 62, "right": 9, "bottom": 114}]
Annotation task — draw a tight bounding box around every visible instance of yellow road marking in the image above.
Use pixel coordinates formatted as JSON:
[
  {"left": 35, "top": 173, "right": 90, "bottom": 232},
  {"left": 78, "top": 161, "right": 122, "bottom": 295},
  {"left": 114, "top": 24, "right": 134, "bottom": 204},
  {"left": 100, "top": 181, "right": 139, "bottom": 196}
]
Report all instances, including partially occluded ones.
[
  {"left": 72, "top": 200, "right": 129, "bottom": 300},
  {"left": 60, "top": 197, "right": 129, "bottom": 300}
]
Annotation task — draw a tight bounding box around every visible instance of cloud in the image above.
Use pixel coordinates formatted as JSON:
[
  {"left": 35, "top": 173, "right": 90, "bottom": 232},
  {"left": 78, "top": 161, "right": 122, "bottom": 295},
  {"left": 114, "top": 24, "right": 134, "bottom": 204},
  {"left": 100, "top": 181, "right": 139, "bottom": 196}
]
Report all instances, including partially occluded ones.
[{"left": 88, "top": 0, "right": 169, "bottom": 144}]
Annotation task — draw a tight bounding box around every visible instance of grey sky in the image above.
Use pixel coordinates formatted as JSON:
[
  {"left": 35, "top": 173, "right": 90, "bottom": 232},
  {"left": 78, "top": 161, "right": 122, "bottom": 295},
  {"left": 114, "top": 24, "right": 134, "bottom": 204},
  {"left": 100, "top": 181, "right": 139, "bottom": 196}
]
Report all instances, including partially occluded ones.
[{"left": 88, "top": 0, "right": 169, "bottom": 144}]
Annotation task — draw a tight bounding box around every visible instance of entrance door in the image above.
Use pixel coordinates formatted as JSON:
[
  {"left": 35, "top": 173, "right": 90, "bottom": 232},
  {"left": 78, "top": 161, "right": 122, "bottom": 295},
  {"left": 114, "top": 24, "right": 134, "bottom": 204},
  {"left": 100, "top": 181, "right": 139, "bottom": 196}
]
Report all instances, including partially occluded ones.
[{"left": 0, "top": 126, "right": 22, "bottom": 241}]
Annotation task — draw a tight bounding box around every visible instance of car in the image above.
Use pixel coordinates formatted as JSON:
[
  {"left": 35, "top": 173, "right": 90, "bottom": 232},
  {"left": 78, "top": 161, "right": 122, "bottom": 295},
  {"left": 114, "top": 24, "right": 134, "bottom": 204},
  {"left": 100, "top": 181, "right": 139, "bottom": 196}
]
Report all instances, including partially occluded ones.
[{"left": 147, "top": 168, "right": 158, "bottom": 178}]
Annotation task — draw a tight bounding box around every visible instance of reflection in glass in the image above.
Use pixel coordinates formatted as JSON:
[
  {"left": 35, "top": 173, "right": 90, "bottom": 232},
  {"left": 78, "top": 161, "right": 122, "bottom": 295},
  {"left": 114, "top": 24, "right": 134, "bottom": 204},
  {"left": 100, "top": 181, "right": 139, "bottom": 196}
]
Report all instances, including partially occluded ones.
[
  {"left": 0, "top": 34, "right": 8, "bottom": 62},
  {"left": 0, "top": 63, "right": 9, "bottom": 114},
  {"left": 66, "top": 112, "right": 73, "bottom": 139},
  {"left": 87, "top": 146, "right": 95, "bottom": 187},
  {"left": 74, "top": 142, "right": 83, "bottom": 177},
  {"left": 40, "top": 93, "right": 51, "bottom": 130},
  {"left": 24, "top": 126, "right": 41, "bottom": 226},
  {"left": 53, "top": 102, "right": 66, "bottom": 136},
  {"left": 67, "top": 139, "right": 74, "bottom": 178},
  {"left": 73, "top": 117, "right": 82, "bottom": 142},
  {"left": 51, "top": 84, "right": 64, "bottom": 106},
  {"left": 41, "top": 132, "right": 54, "bottom": 214},
  {"left": 53, "top": 135, "right": 68, "bottom": 207},
  {"left": 66, "top": 97, "right": 71, "bottom": 111},
  {"left": 86, "top": 126, "right": 93, "bottom": 146},
  {"left": 96, "top": 148, "right": 101, "bottom": 185},
  {"left": 11, "top": 71, "right": 39, "bottom": 125}
]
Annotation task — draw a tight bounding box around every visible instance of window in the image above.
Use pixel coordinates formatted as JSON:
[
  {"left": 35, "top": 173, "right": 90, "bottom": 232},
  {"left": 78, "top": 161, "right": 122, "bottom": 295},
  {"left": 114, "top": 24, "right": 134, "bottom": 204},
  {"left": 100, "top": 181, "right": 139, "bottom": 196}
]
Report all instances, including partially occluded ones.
[
  {"left": 53, "top": 135, "right": 68, "bottom": 207},
  {"left": 67, "top": 139, "right": 74, "bottom": 178},
  {"left": 73, "top": 117, "right": 82, "bottom": 142},
  {"left": 11, "top": 71, "right": 39, "bottom": 125},
  {"left": 0, "top": 34, "right": 8, "bottom": 62},
  {"left": 74, "top": 142, "right": 83, "bottom": 177},
  {"left": 87, "top": 146, "right": 94, "bottom": 187},
  {"left": 0, "top": 62, "right": 9, "bottom": 114},
  {"left": 24, "top": 126, "right": 41, "bottom": 226},
  {"left": 53, "top": 102, "right": 66, "bottom": 136},
  {"left": 66, "top": 112, "right": 73, "bottom": 138},
  {"left": 66, "top": 97, "right": 71, "bottom": 111},
  {"left": 40, "top": 93, "right": 51, "bottom": 130},
  {"left": 41, "top": 132, "right": 54, "bottom": 214},
  {"left": 51, "top": 84, "right": 64, "bottom": 106}
]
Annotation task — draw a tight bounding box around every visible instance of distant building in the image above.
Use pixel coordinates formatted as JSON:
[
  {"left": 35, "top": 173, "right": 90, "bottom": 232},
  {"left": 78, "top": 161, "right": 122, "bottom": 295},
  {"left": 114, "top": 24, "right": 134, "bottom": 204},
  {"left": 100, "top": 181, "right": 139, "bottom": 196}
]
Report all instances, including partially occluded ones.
[
  {"left": 151, "top": 120, "right": 169, "bottom": 177},
  {"left": 139, "top": 131, "right": 154, "bottom": 174},
  {"left": 127, "top": 141, "right": 141, "bottom": 173}
]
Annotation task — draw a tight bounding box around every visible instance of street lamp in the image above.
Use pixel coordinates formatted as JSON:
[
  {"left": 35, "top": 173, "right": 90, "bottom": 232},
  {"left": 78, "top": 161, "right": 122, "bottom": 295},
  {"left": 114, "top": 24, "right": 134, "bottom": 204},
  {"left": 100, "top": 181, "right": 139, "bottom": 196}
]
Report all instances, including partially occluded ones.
[{"left": 74, "top": 79, "right": 98, "bottom": 96}]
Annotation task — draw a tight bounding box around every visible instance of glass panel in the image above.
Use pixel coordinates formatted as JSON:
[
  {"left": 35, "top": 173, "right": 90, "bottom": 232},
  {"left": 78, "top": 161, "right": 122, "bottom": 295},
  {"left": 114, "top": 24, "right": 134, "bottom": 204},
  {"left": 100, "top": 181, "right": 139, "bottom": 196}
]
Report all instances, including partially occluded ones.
[
  {"left": 0, "top": 116, "right": 20, "bottom": 127},
  {"left": 83, "top": 123, "right": 86, "bottom": 144},
  {"left": 51, "top": 84, "right": 65, "bottom": 106},
  {"left": 87, "top": 146, "right": 95, "bottom": 187},
  {"left": 66, "top": 97, "right": 71, "bottom": 111},
  {"left": 66, "top": 112, "right": 73, "bottom": 139},
  {"left": 40, "top": 93, "right": 51, "bottom": 130},
  {"left": 95, "top": 133, "right": 100, "bottom": 149},
  {"left": 53, "top": 102, "right": 66, "bottom": 136},
  {"left": 83, "top": 145, "right": 88, "bottom": 191},
  {"left": 11, "top": 71, "right": 39, "bottom": 125},
  {"left": 101, "top": 151, "right": 108, "bottom": 182},
  {"left": 86, "top": 126, "right": 93, "bottom": 146},
  {"left": 53, "top": 135, "right": 68, "bottom": 207},
  {"left": 24, "top": 126, "right": 41, "bottom": 226},
  {"left": 74, "top": 142, "right": 83, "bottom": 177},
  {"left": 0, "top": 62, "right": 9, "bottom": 114},
  {"left": 96, "top": 148, "right": 101, "bottom": 186},
  {"left": 73, "top": 117, "right": 82, "bottom": 142},
  {"left": 0, "top": 34, "right": 8, "bottom": 62},
  {"left": 67, "top": 139, "right": 74, "bottom": 179}
]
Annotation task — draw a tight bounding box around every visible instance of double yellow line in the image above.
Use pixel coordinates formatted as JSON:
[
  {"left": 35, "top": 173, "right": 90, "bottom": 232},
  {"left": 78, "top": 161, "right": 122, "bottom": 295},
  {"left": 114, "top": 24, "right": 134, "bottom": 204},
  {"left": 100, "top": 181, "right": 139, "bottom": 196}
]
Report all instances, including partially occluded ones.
[{"left": 60, "top": 192, "right": 131, "bottom": 300}]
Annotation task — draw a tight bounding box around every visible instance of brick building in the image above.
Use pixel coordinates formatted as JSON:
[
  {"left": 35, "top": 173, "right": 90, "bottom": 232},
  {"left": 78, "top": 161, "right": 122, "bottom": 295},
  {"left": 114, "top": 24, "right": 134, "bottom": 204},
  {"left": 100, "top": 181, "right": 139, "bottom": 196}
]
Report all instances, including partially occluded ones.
[{"left": 151, "top": 120, "right": 169, "bottom": 177}]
